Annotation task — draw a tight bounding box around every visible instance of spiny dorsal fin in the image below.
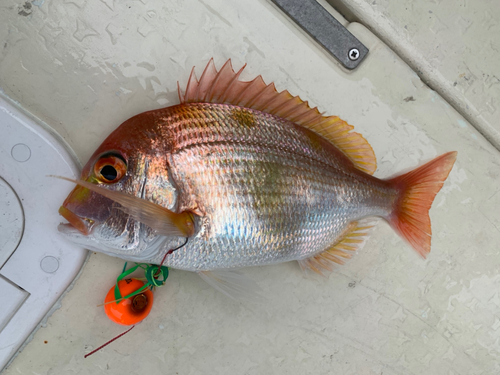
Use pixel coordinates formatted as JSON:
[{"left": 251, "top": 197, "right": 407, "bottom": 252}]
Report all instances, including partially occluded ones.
[
  {"left": 298, "top": 219, "right": 379, "bottom": 276},
  {"left": 178, "top": 59, "right": 377, "bottom": 175}
]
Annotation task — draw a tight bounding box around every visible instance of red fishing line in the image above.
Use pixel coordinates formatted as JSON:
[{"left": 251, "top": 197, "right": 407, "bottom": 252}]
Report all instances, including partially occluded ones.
[{"left": 84, "top": 325, "right": 135, "bottom": 358}]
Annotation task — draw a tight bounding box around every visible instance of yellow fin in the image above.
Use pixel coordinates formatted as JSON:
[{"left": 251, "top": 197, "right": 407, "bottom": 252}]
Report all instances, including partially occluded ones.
[
  {"left": 298, "top": 219, "right": 379, "bottom": 276},
  {"left": 178, "top": 59, "right": 377, "bottom": 175}
]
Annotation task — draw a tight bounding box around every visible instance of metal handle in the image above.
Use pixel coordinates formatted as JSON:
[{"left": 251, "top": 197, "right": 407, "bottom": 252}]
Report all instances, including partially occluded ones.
[{"left": 271, "top": 0, "right": 369, "bottom": 69}]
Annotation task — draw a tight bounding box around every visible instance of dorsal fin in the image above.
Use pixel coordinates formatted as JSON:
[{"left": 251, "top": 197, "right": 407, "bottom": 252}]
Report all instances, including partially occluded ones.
[
  {"left": 178, "top": 59, "right": 377, "bottom": 175},
  {"left": 298, "top": 219, "right": 378, "bottom": 276}
]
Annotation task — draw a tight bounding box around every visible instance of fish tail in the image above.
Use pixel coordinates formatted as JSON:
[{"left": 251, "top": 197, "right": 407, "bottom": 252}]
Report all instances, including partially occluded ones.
[{"left": 386, "top": 152, "right": 457, "bottom": 258}]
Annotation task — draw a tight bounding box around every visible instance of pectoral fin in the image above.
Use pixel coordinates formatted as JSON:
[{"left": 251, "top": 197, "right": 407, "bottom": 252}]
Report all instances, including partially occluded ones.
[{"left": 53, "top": 176, "right": 195, "bottom": 237}]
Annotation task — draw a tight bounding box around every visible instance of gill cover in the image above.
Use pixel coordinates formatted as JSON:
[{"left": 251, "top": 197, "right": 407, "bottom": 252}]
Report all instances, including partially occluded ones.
[{"left": 55, "top": 176, "right": 195, "bottom": 238}]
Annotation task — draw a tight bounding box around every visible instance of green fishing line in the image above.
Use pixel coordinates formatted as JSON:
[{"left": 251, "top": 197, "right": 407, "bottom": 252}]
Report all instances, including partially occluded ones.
[{"left": 113, "top": 262, "right": 169, "bottom": 304}]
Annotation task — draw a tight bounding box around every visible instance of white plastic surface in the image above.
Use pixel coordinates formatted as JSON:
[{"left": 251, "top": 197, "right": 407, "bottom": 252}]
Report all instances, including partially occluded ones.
[
  {"left": 0, "top": 177, "right": 23, "bottom": 268},
  {"left": 0, "top": 1, "right": 499, "bottom": 374},
  {"left": 0, "top": 97, "right": 87, "bottom": 371},
  {"left": 0, "top": 276, "right": 29, "bottom": 333}
]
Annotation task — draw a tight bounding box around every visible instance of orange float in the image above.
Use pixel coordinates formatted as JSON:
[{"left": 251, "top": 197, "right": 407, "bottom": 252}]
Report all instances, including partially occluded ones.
[{"left": 104, "top": 279, "right": 154, "bottom": 325}]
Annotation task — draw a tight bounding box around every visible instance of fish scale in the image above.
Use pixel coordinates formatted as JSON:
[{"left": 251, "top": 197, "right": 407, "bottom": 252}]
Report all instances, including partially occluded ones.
[{"left": 154, "top": 103, "right": 395, "bottom": 270}]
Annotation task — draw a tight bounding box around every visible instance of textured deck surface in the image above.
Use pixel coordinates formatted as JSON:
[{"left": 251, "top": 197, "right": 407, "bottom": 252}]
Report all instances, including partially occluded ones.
[
  {"left": 0, "top": 0, "right": 499, "bottom": 374},
  {"left": 329, "top": 0, "right": 500, "bottom": 149}
]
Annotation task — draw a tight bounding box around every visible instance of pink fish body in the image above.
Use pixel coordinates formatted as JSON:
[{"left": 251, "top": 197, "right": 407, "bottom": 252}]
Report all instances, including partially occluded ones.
[{"left": 58, "top": 59, "right": 457, "bottom": 277}]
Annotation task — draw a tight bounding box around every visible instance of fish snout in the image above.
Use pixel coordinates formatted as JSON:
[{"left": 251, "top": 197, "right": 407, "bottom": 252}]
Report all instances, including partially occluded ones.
[
  {"left": 58, "top": 206, "right": 94, "bottom": 235},
  {"left": 58, "top": 183, "right": 113, "bottom": 235}
]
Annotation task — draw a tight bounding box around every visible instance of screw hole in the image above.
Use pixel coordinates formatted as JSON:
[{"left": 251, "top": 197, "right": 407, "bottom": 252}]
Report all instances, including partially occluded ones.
[{"left": 348, "top": 48, "right": 360, "bottom": 61}]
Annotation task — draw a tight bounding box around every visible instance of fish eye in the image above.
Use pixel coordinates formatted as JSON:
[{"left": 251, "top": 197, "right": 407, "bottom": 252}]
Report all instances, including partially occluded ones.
[
  {"left": 94, "top": 154, "right": 127, "bottom": 183},
  {"left": 100, "top": 165, "right": 117, "bottom": 181}
]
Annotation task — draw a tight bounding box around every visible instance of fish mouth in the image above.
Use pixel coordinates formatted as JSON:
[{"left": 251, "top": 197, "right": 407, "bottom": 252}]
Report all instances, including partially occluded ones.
[{"left": 58, "top": 206, "right": 94, "bottom": 235}]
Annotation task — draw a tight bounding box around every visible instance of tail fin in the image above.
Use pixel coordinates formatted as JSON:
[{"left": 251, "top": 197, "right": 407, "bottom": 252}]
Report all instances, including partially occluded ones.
[{"left": 387, "top": 152, "right": 457, "bottom": 258}]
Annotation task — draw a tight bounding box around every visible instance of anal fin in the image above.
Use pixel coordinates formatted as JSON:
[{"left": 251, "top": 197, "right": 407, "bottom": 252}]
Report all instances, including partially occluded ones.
[{"left": 298, "top": 219, "right": 379, "bottom": 276}]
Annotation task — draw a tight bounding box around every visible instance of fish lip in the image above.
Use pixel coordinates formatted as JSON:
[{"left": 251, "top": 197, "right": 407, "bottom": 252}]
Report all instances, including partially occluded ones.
[{"left": 58, "top": 206, "right": 94, "bottom": 235}]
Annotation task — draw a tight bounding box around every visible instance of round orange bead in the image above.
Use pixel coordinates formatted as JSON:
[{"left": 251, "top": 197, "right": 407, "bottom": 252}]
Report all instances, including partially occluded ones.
[{"left": 104, "top": 279, "right": 154, "bottom": 325}]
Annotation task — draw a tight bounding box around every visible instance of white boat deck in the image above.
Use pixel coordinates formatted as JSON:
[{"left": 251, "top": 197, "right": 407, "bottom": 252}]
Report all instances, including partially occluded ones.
[{"left": 0, "top": 0, "right": 499, "bottom": 374}]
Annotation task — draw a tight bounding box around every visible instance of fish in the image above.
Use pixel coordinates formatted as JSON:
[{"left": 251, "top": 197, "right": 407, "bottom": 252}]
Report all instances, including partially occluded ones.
[{"left": 58, "top": 59, "right": 457, "bottom": 294}]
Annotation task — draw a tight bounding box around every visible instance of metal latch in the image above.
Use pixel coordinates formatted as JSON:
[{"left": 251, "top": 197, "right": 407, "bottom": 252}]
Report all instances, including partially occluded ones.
[{"left": 271, "top": 0, "right": 369, "bottom": 69}]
